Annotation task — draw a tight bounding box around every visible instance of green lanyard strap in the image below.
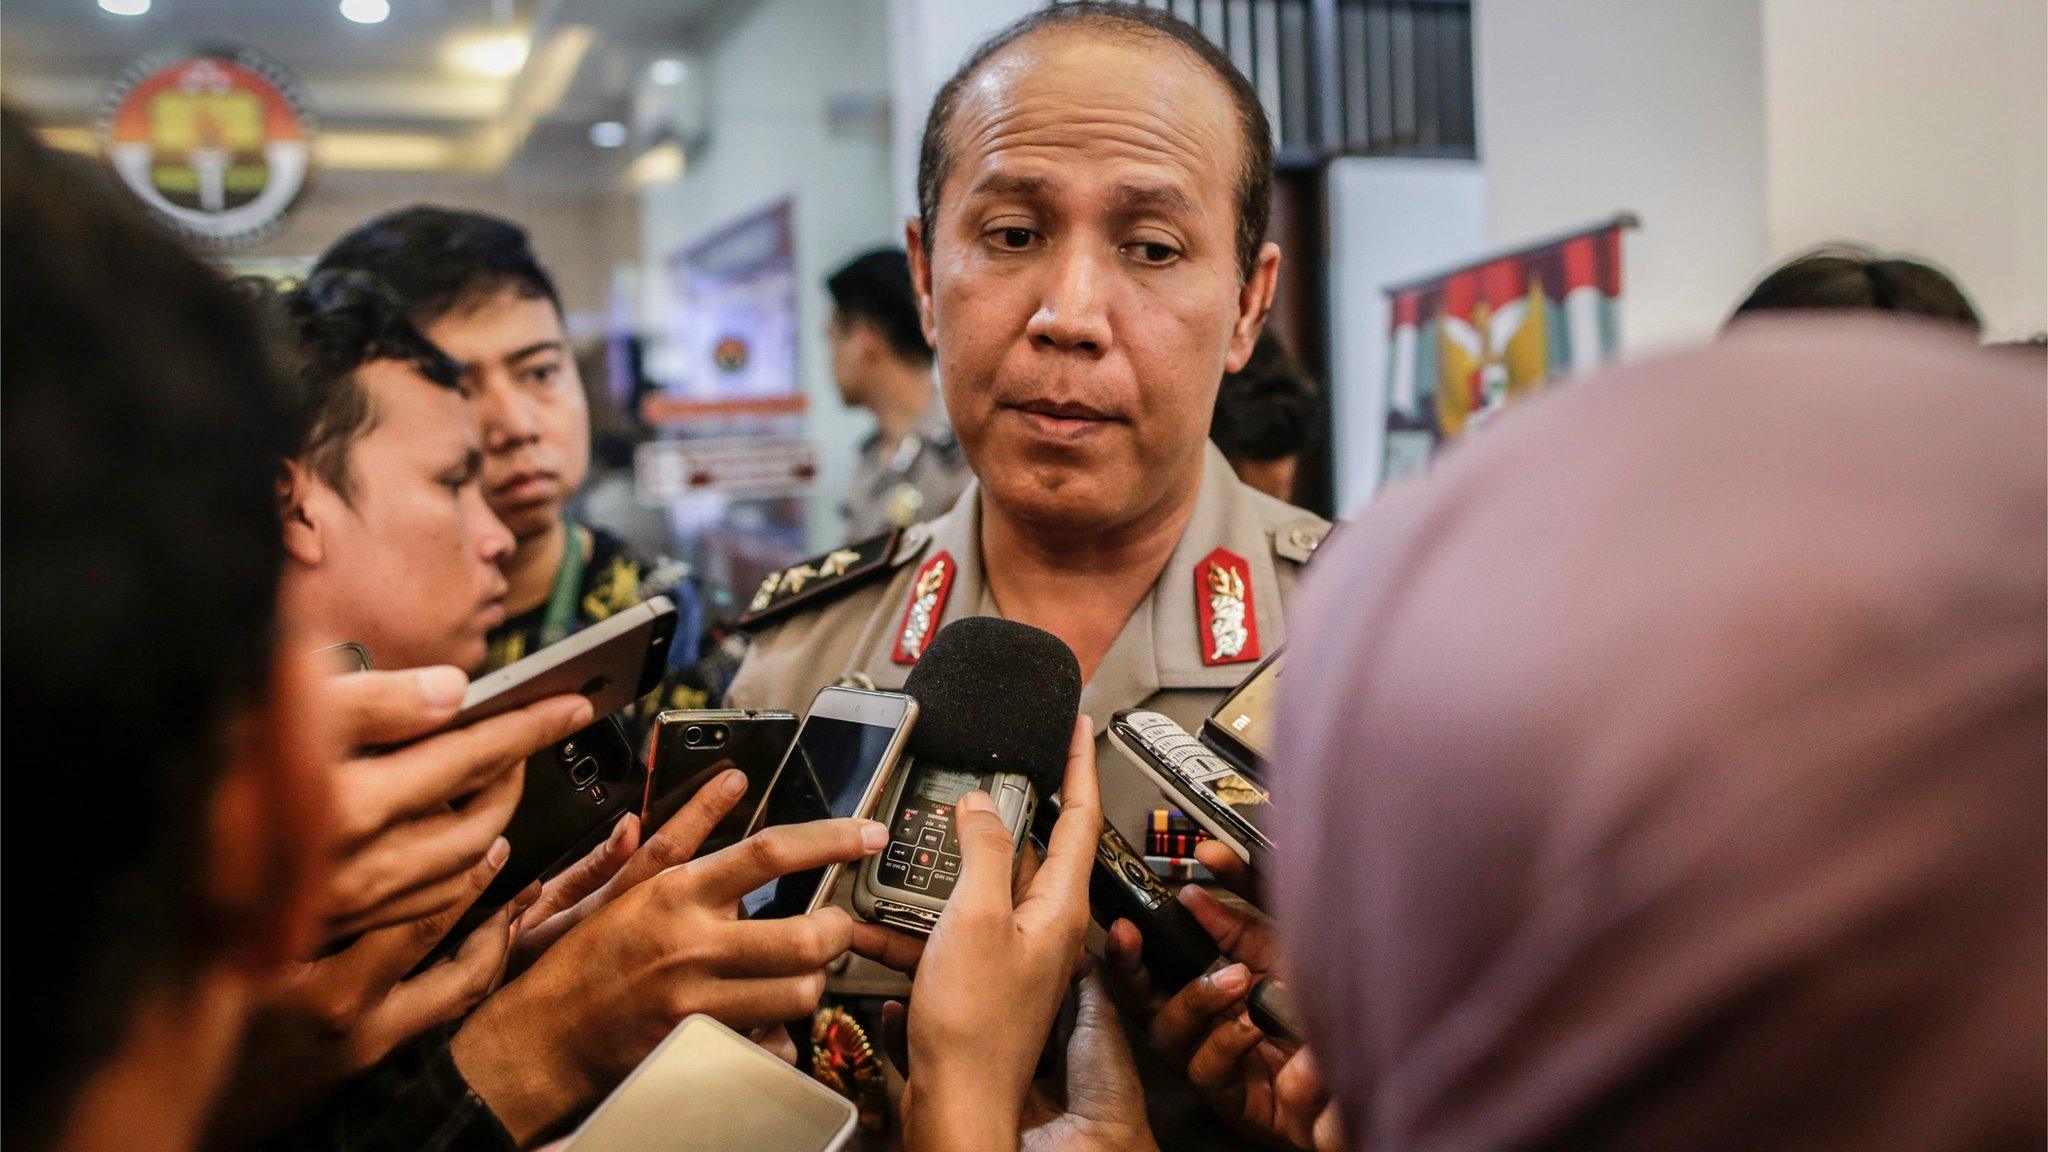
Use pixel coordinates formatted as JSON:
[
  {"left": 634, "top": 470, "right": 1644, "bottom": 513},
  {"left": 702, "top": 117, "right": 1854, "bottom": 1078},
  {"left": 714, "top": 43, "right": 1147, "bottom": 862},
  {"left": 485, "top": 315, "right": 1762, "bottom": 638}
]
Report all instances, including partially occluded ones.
[{"left": 538, "top": 521, "right": 587, "bottom": 648}]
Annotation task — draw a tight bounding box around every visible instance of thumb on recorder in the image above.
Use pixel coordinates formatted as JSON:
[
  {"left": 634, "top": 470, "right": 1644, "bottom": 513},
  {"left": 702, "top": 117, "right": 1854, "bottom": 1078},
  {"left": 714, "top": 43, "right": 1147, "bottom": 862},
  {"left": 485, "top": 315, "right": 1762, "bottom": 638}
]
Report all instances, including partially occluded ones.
[{"left": 853, "top": 714, "right": 1145, "bottom": 1152}]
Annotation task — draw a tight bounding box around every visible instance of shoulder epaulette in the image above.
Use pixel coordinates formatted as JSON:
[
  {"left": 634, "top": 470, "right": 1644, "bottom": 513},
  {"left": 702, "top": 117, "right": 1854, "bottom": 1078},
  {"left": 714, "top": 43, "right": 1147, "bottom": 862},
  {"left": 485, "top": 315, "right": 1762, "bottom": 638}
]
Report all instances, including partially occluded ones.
[
  {"left": 737, "top": 526, "right": 929, "bottom": 631},
  {"left": 1272, "top": 516, "right": 1336, "bottom": 564}
]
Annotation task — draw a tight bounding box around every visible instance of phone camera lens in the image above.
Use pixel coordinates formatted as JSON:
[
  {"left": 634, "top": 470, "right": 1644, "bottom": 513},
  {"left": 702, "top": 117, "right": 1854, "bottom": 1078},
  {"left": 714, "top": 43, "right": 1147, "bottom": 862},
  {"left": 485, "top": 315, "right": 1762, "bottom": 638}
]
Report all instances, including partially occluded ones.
[
  {"left": 708, "top": 724, "right": 728, "bottom": 747},
  {"left": 684, "top": 725, "right": 705, "bottom": 746},
  {"left": 568, "top": 755, "right": 601, "bottom": 789}
]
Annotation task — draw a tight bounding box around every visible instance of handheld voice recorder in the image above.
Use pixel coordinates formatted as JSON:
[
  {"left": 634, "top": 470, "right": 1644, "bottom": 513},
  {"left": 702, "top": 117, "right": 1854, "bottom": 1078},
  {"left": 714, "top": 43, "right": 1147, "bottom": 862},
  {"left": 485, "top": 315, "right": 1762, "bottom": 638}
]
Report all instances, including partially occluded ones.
[{"left": 854, "top": 618, "right": 1082, "bottom": 935}]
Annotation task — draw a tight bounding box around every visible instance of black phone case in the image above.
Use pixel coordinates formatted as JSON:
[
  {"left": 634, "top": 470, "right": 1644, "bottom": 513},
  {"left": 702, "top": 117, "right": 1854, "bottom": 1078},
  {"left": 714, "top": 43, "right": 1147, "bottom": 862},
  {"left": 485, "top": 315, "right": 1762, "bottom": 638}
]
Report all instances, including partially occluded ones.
[
  {"left": 426, "top": 714, "right": 643, "bottom": 965},
  {"left": 644, "top": 712, "right": 800, "bottom": 859}
]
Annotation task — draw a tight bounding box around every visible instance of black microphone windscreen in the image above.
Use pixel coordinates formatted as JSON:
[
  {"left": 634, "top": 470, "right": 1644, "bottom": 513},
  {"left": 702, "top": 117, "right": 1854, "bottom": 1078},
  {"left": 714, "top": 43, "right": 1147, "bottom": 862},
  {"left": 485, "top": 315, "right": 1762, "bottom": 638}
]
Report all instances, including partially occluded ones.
[{"left": 901, "top": 617, "right": 1080, "bottom": 795}]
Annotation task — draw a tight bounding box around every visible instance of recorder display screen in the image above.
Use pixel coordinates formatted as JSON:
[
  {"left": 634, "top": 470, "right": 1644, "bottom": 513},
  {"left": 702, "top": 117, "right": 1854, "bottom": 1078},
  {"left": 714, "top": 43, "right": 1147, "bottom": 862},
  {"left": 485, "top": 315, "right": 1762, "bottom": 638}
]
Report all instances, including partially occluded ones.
[{"left": 742, "top": 716, "right": 898, "bottom": 920}]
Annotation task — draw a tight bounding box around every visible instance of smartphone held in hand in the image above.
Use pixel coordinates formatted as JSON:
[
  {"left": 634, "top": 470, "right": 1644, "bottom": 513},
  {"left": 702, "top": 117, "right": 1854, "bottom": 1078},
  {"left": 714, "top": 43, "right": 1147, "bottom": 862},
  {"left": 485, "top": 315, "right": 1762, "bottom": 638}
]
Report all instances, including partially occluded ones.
[
  {"left": 738, "top": 686, "right": 915, "bottom": 921},
  {"left": 562, "top": 1015, "right": 856, "bottom": 1152}
]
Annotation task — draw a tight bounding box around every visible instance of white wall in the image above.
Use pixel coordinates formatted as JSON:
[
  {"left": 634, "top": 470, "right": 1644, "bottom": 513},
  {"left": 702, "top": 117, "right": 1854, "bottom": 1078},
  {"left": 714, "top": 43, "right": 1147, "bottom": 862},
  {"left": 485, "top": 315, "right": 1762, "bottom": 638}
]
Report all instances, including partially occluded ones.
[
  {"left": 1473, "top": 0, "right": 1770, "bottom": 351},
  {"left": 638, "top": 0, "right": 898, "bottom": 548},
  {"left": 886, "top": 0, "right": 1039, "bottom": 220},
  {"left": 1325, "top": 159, "right": 1488, "bottom": 511},
  {"left": 1763, "top": 0, "right": 2047, "bottom": 339},
  {"left": 240, "top": 174, "right": 637, "bottom": 324}
]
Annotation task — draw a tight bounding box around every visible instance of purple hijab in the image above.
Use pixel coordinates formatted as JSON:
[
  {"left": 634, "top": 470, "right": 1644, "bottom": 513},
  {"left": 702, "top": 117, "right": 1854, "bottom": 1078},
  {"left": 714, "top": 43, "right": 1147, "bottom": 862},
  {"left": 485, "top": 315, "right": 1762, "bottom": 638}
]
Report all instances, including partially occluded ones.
[{"left": 1273, "top": 319, "right": 2045, "bottom": 1151}]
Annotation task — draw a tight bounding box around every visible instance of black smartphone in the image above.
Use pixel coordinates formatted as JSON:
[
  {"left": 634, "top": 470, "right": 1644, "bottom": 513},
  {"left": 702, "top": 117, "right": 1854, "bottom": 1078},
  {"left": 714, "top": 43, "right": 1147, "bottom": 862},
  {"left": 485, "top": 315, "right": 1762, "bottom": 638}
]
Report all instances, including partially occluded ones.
[
  {"left": 645, "top": 709, "right": 799, "bottom": 858},
  {"left": 426, "top": 713, "right": 643, "bottom": 964}
]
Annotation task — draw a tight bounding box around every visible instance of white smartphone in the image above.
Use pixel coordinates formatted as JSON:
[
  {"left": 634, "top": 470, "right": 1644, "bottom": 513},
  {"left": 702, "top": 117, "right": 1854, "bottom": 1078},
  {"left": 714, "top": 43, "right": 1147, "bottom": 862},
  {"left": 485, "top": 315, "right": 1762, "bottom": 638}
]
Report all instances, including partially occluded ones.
[
  {"left": 562, "top": 1014, "right": 857, "bottom": 1152},
  {"left": 738, "top": 686, "right": 917, "bottom": 921}
]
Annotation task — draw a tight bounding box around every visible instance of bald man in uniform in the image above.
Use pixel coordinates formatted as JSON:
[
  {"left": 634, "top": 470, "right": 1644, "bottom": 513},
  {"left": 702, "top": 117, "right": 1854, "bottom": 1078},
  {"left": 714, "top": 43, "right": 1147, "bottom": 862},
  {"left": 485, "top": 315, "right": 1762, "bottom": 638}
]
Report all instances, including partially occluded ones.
[{"left": 732, "top": 3, "right": 1327, "bottom": 861}]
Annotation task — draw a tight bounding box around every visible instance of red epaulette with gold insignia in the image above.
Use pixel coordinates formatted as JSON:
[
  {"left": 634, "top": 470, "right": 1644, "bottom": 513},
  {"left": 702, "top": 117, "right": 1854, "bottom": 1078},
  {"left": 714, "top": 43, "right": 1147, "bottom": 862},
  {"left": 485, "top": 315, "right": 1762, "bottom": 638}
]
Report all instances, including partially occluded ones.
[
  {"left": 1197, "top": 547, "right": 1261, "bottom": 666},
  {"left": 737, "top": 529, "right": 903, "bottom": 632}
]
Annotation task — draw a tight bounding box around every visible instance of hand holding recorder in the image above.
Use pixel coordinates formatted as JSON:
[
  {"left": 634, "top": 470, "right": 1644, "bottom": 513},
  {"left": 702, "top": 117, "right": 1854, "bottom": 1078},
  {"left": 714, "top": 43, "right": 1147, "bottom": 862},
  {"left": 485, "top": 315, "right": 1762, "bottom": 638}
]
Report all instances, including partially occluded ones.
[
  {"left": 855, "top": 617, "right": 1082, "bottom": 935},
  {"left": 894, "top": 714, "right": 1104, "bottom": 1152}
]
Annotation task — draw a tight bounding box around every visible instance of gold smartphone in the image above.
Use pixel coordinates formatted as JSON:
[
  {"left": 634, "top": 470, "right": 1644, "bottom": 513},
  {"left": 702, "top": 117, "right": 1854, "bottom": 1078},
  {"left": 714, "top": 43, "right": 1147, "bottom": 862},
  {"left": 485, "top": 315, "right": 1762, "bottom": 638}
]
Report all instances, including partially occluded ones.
[
  {"left": 562, "top": 1015, "right": 856, "bottom": 1152},
  {"left": 737, "top": 686, "right": 916, "bottom": 920}
]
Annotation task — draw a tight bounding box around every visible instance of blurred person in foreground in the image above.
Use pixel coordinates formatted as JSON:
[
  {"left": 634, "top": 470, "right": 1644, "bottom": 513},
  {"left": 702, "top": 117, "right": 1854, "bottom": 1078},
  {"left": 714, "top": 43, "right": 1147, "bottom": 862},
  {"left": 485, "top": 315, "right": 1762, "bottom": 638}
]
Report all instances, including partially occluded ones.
[
  {"left": 312, "top": 208, "right": 714, "bottom": 719},
  {"left": 1209, "top": 329, "right": 1324, "bottom": 503},
  {"left": 1275, "top": 318, "right": 2044, "bottom": 1150},
  {"left": 1728, "top": 243, "right": 1981, "bottom": 334},
  {"left": 0, "top": 107, "right": 331, "bottom": 1152},
  {"left": 826, "top": 248, "right": 972, "bottom": 536}
]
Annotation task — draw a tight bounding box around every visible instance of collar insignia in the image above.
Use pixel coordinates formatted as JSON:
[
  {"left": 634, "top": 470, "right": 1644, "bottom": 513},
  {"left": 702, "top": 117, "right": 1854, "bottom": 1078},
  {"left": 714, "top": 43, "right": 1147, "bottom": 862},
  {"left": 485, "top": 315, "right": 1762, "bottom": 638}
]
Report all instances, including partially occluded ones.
[
  {"left": 1196, "top": 547, "right": 1260, "bottom": 666},
  {"left": 891, "top": 550, "right": 956, "bottom": 665}
]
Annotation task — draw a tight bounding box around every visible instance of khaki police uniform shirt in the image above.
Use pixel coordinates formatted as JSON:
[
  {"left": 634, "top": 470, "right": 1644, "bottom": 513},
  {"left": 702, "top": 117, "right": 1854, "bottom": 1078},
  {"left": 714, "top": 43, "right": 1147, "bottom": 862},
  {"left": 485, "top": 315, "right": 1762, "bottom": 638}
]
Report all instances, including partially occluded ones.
[
  {"left": 732, "top": 440, "right": 1329, "bottom": 850},
  {"left": 839, "top": 398, "right": 973, "bottom": 540},
  {"left": 732, "top": 444, "right": 1325, "bottom": 997}
]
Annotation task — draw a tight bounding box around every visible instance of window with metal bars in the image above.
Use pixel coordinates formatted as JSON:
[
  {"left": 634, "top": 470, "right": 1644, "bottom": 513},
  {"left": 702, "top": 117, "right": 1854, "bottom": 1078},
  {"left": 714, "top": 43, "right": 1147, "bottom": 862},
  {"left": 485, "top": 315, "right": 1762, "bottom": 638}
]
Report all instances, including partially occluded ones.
[{"left": 1104, "top": 0, "right": 1476, "bottom": 164}]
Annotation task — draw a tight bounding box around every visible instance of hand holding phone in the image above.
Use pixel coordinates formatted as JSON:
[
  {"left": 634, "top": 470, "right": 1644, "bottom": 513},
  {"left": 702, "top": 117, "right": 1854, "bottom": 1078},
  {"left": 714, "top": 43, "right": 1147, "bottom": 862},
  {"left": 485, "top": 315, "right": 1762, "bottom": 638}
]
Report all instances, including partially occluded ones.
[
  {"left": 645, "top": 709, "right": 798, "bottom": 854},
  {"left": 320, "top": 665, "right": 595, "bottom": 939},
  {"left": 448, "top": 789, "right": 888, "bottom": 1146}
]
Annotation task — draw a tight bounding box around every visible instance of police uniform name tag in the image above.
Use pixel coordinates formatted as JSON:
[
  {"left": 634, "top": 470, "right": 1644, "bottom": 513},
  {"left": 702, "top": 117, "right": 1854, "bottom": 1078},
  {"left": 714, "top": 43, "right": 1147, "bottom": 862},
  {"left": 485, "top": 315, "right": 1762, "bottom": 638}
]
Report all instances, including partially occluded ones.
[
  {"left": 1195, "top": 547, "right": 1261, "bottom": 666},
  {"left": 738, "top": 530, "right": 902, "bottom": 631}
]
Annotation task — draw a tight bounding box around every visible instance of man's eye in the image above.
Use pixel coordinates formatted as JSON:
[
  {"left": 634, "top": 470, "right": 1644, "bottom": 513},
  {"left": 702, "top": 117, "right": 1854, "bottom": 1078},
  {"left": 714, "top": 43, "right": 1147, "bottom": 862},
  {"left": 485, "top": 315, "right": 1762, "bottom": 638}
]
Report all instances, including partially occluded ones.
[
  {"left": 1124, "top": 241, "right": 1179, "bottom": 265},
  {"left": 524, "top": 364, "right": 558, "bottom": 387},
  {"left": 991, "top": 227, "right": 1036, "bottom": 250}
]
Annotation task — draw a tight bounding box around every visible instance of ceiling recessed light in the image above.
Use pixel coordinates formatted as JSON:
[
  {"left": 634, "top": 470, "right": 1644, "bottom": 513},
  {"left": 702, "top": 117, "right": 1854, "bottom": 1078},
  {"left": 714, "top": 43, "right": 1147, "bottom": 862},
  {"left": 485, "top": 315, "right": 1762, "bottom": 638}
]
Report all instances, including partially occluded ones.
[
  {"left": 648, "top": 57, "right": 687, "bottom": 86},
  {"left": 340, "top": 0, "right": 390, "bottom": 24},
  {"left": 445, "top": 31, "right": 530, "bottom": 79},
  {"left": 98, "top": 0, "right": 151, "bottom": 14},
  {"left": 589, "top": 121, "right": 628, "bottom": 148}
]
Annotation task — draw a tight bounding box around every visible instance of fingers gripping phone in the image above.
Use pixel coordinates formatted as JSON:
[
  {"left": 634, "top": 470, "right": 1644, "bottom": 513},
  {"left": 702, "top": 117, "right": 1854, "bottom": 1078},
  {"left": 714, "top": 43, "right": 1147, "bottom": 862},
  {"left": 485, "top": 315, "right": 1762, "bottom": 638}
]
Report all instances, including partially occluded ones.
[
  {"left": 430, "top": 598, "right": 678, "bottom": 956},
  {"left": 562, "top": 1014, "right": 856, "bottom": 1152},
  {"left": 737, "top": 687, "right": 915, "bottom": 921},
  {"left": 645, "top": 709, "right": 799, "bottom": 856}
]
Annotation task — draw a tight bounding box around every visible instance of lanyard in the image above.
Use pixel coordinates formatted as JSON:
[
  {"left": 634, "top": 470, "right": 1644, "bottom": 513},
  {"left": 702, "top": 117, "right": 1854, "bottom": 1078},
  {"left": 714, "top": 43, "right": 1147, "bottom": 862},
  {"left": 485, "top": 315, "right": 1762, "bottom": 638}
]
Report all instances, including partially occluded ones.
[{"left": 539, "top": 521, "right": 587, "bottom": 647}]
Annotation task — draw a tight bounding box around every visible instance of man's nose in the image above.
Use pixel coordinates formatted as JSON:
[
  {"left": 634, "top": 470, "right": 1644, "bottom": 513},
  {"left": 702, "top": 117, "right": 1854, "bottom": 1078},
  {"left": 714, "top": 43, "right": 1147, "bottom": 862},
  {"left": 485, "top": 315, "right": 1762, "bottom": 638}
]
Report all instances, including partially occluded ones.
[
  {"left": 1025, "top": 245, "right": 1113, "bottom": 355},
  {"left": 471, "top": 493, "right": 516, "bottom": 563},
  {"left": 472, "top": 373, "right": 542, "bottom": 450}
]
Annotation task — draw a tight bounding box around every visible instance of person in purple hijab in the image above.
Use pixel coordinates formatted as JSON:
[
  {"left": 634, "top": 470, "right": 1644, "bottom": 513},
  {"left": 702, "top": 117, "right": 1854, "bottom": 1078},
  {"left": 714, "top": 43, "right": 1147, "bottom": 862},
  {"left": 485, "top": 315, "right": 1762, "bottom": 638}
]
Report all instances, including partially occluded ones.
[{"left": 1271, "top": 318, "right": 2045, "bottom": 1152}]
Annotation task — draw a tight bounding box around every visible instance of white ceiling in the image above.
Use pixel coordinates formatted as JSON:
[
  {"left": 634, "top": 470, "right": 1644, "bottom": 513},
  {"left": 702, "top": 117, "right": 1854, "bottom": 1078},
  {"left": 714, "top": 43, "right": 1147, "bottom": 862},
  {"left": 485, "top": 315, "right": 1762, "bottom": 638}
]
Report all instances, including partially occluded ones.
[{"left": 0, "top": 0, "right": 748, "bottom": 190}]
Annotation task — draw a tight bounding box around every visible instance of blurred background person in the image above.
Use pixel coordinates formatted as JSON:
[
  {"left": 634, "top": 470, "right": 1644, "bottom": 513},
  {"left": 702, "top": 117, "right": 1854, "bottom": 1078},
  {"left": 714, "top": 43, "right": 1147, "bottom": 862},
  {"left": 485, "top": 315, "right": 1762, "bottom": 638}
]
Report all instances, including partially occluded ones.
[
  {"left": 1729, "top": 243, "right": 1982, "bottom": 334},
  {"left": 1276, "top": 320, "right": 2045, "bottom": 1151},
  {"left": 1210, "top": 329, "right": 1326, "bottom": 504},
  {"left": 0, "top": 109, "right": 331, "bottom": 1152},
  {"left": 825, "top": 248, "right": 971, "bottom": 537}
]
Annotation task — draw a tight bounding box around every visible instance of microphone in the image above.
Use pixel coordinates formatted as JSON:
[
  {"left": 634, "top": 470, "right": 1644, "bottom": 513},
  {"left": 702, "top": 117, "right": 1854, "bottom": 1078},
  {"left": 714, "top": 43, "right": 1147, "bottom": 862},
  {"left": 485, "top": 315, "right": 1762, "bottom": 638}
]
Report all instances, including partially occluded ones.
[{"left": 853, "top": 618, "right": 1080, "bottom": 934}]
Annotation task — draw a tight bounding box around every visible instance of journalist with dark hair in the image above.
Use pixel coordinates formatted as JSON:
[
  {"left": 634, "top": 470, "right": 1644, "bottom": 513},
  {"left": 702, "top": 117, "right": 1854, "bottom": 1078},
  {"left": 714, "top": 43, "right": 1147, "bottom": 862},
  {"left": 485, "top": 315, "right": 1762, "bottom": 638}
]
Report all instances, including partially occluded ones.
[
  {"left": 313, "top": 206, "right": 712, "bottom": 718},
  {"left": 1729, "top": 244, "right": 1982, "bottom": 333},
  {"left": 0, "top": 107, "right": 331, "bottom": 1152}
]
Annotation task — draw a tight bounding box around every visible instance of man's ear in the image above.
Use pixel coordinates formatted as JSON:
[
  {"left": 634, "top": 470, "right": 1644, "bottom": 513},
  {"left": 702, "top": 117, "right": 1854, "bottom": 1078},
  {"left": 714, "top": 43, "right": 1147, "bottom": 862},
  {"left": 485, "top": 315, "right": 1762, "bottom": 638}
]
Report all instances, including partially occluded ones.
[
  {"left": 277, "top": 461, "right": 326, "bottom": 568},
  {"left": 207, "top": 644, "right": 334, "bottom": 969},
  {"left": 906, "top": 218, "right": 939, "bottom": 350},
  {"left": 1225, "top": 241, "right": 1284, "bottom": 373}
]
